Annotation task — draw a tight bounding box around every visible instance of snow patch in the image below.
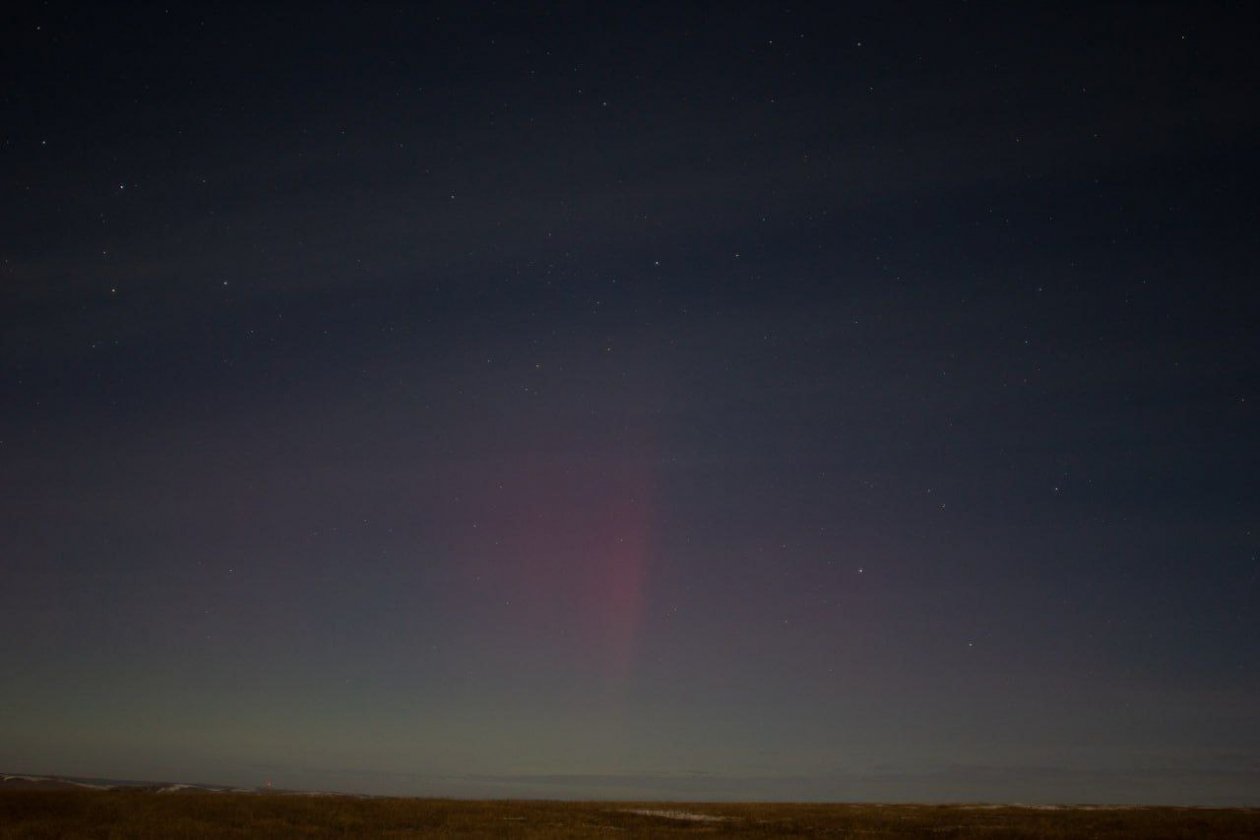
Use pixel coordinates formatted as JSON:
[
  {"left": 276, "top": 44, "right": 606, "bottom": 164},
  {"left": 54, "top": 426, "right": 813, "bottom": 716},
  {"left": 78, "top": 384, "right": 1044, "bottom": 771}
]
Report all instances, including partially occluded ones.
[{"left": 623, "top": 808, "right": 728, "bottom": 822}]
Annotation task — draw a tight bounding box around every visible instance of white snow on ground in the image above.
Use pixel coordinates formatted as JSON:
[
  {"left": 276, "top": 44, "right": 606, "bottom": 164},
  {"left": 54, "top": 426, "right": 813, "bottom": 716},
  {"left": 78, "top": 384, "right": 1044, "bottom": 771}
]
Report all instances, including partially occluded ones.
[{"left": 622, "top": 809, "right": 728, "bottom": 822}]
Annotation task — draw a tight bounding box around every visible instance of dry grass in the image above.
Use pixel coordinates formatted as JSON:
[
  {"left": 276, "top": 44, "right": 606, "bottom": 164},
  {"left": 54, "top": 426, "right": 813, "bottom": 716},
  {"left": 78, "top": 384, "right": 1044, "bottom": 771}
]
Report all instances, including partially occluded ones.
[{"left": 1, "top": 790, "right": 1257, "bottom": 839}]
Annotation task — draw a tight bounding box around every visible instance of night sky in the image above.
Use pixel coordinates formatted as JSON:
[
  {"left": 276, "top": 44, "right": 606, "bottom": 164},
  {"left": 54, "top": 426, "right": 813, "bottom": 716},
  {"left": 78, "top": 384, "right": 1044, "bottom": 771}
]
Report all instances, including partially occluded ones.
[{"left": 3, "top": 2, "right": 1258, "bottom": 805}]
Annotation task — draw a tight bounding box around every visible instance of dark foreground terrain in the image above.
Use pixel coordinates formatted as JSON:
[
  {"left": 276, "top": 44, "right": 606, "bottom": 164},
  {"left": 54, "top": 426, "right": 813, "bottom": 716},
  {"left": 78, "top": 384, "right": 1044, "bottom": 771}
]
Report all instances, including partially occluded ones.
[{"left": 2, "top": 790, "right": 1258, "bottom": 839}]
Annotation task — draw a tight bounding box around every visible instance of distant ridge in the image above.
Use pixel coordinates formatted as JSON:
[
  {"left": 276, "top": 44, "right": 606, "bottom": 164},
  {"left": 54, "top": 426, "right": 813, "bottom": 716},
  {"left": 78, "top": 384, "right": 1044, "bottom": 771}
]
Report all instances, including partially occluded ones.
[{"left": 0, "top": 772, "right": 340, "bottom": 796}]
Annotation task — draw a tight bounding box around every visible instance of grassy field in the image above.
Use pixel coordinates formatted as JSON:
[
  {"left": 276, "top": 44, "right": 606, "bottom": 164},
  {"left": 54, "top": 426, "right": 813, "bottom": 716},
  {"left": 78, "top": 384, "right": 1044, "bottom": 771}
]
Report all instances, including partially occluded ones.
[{"left": 1, "top": 790, "right": 1257, "bottom": 838}]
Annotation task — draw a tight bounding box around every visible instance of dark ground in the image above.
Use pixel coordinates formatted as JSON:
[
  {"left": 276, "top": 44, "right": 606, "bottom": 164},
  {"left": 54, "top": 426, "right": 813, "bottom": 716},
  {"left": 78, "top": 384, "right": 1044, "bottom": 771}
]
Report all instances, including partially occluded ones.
[{"left": 2, "top": 790, "right": 1259, "bottom": 839}]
